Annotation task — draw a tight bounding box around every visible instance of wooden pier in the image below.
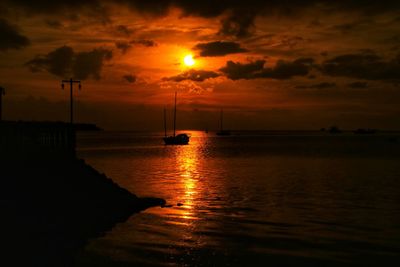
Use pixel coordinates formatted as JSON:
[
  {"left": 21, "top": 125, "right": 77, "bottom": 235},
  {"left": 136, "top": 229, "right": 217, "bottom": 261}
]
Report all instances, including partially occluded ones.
[{"left": 0, "top": 121, "right": 76, "bottom": 159}]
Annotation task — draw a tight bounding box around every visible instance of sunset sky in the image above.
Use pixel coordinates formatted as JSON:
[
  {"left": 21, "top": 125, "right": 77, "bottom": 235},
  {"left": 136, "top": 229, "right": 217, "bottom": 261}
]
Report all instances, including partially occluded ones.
[{"left": 1, "top": 0, "right": 400, "bottom": 130}]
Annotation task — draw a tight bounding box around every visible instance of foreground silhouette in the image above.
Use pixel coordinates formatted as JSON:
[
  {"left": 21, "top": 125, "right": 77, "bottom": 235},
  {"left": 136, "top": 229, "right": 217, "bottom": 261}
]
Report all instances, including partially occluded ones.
[{"left": 0, "top": 121, "right": 165, "bottom": 266}]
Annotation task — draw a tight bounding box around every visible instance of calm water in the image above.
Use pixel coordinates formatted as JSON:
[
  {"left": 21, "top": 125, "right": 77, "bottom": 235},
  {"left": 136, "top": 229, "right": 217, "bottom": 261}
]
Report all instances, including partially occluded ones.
[{"left": 76, "top": 131, "right": 400, "bottom": 266}]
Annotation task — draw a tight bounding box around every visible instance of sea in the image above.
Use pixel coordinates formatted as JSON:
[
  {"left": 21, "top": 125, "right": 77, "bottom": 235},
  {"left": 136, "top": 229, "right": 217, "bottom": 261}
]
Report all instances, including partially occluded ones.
[{"left": 75, "top": 131, "right": 400, "bottom": 266}]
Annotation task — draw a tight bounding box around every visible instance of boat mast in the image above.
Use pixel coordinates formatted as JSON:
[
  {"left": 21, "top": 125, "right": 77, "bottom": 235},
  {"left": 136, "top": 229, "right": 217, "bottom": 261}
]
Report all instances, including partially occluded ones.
[
  {"left": 173, "top": 91, "right": 177, "bottom": 137},
  {"left": 220, "top": 109, "right": 223, "bottom": 132},
  {"left": 164, "top": 107, "right": 167, "bottom": 137}
]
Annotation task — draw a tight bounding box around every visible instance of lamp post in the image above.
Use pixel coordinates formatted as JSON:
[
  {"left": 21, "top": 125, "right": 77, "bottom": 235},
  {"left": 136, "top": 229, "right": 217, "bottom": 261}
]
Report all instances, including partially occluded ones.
[
  {"left": 61, "top": 79, "right": 81, "bottom": 157},
  {"left": 61, "top": 79, "right": 81, "bottom": 125},
  {"left": 0, "top": 86, "right": 5, "bottom": 122}
]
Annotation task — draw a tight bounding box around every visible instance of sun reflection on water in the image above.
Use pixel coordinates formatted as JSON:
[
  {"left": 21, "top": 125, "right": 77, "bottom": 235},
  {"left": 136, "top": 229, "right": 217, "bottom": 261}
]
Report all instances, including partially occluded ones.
[
  {"left": 175, "top": 132, "right": 203, "bottom": 220},
  {"left": 144, "top": 131, "right": 208, "bottom": 225},
  {"left": 77, "top": 131, "right": 400, "bottom": 267}
]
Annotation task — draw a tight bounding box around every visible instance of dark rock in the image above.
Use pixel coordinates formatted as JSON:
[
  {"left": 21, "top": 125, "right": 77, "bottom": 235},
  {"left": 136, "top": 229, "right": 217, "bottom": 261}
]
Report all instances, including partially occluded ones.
[{"left": 0, "top": 157, "right": 165, "bottom": 266}]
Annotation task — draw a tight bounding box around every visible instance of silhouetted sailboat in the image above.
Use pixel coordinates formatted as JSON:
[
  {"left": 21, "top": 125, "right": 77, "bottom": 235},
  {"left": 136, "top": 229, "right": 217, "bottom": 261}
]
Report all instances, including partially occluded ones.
[
  {"left": 163, "top": 92, "right": 190, "bottom": 145},
  {"left": 216, "top": 109, "right": 231, "bottom": 136}
]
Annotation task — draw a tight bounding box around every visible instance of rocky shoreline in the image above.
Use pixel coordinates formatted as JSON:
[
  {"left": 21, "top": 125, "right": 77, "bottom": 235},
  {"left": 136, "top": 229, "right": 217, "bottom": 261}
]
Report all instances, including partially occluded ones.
[{"left": 1, "top": 157, "right": 165, "bottom": 266}]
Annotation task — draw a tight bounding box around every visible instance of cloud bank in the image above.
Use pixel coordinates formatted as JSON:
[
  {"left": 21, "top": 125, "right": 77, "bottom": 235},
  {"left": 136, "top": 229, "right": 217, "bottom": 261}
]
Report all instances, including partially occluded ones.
[
  {"left": 193, "top": 41, "right": 247, "bottom": 57},
  {"left": 0, "top": 18, "right": 30, "bottom": 51},
  {"left": 26, "top": 46, "right": 112, "bottom": 80},
  {"left": 220, "top": 58, "right": 314, "bottom": 80}
]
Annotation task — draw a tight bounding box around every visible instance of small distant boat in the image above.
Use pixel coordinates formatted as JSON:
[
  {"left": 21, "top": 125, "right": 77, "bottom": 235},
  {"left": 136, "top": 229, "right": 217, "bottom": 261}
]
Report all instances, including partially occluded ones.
[
  {"left": 163, "top": 92, "right": 190, "bottom": 145},
  {"left": 328, "top": 126, "right": 342, "bottom": 134},
  {"left": 164, "top": 133, "right": 190, "bottom": 145},
  {"left": 216, "top": 109, "right": 231, "bottom": 136}
]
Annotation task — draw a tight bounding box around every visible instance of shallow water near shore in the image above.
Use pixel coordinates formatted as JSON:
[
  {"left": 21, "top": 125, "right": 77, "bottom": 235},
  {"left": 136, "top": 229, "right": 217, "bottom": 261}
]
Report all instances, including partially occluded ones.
[{"left": 76, "top": 131, "right": 400, "bottom": 266}]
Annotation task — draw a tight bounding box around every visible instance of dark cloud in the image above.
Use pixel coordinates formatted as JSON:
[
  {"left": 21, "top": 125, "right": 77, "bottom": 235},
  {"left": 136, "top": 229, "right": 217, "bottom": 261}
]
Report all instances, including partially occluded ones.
[
  {"left": 333, "top": 23, "right": 357, "bottom": 33},
  {"left": 164, "top": 69, "right": 219, "bottom": 82},
  {"left": 26, "top": 46, "right": 74, "bottom": 76},
  {"left": 320, "top": 51, "right": 329, "bottom": 57},
  {"left": 122, "top": 1, "right": 400, "bottom": 38},
  {"left": 120, "top": 1, "right": 313, "bottom": 38},
  {"left": 258, "top": 58, "right": 314, "bottom": 79},
  {"left": 385, "top": 34, "right": 400, "bottom": 45},
  {"left": 3, "top": 0, "right": 400, "bottom": 46},
  {"left": 44, "top": 19, "right": 63, "bottom": 29},
  {"left": 7, "top": 1, "right": 400, "bottom": 39},
  {"left": 122, "top": 1, "right": 232, "bottom": 18},
  {"left": 73, "top": 48, "right": 112, "bottom": 80},
  {"left": 333, "top": 23, "right": 356, "bottom": 33},
  {"left": 115, "top": 41, "right": 131, "bottom": 53},
  {"left": 5, "top": 0, "right": 103, "bottom": 14},
  {"left": 0, "top": 18, "right": 30, "bottom": 51},
  {"left": 246, "top": 34, "right": 306, "bottom": 52},
  {"left": 332, "top": 19, "right": 373, "bottom": 35},
  {"left": 7, "top": 1, "right": 400, "bottom": 16},
  {"left": 320, "top": 53, "right": 400, "bottom": 81},
  {"left": 115, "top": 25, "right": 133, "bottom": 36},
  {"left": 219, "top": 60, "right": 265, "bottom": 80},
  {"left": 193, "top": 41, "right": 248, "bottom": 57},
  {"left": 348, "top": 81, "right": 368, "bottom": 88},
  {"left": 308, "top": 19, "right": 322, "bottom": 27},
  {"left": 5, "top": 1, "right": 112, "bottom": 24},
  {"left": 296, "top": 82, "right": 337, "bottom": 89},
  {"left": 131, "top": 39, "right": 157, "bottom": 47},
  {"left": 119, "top": 0, "right": 172, "bottom": 16},
  {"left": 279, "top": 36, "right": 306, "bottom": 49},
  {"left": 115, "top": 39, "right": 156, "bottom": 53},
  {"left": 26, "top": 46, "right": 112, "bottom": 80},
  {"left": 123, "top": 74, "right": 136, "bottom": 83},
  {"left": 332, "top": 0, "right": 400, "bottom": 14},
  {"left": 220, "top": 58, "right": 314, "bottom": 80},
  {"left": 219, "top": 11, "right": 256, "bottom": 38}
]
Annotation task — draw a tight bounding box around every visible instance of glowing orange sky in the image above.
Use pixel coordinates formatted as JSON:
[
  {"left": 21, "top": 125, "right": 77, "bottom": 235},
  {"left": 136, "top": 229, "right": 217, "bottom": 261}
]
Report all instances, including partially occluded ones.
[{"left": 1, "top": 1, "right": 400, "bottom": 130}]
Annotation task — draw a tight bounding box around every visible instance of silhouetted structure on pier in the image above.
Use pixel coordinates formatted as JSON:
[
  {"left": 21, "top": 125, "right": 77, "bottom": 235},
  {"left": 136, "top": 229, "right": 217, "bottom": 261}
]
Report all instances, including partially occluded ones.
[
  {"left": 0, "top": 121, "right": 75, "bottom": 159},
  {"left": 61, "top": 79, "right": 81, "bottom": 125}
]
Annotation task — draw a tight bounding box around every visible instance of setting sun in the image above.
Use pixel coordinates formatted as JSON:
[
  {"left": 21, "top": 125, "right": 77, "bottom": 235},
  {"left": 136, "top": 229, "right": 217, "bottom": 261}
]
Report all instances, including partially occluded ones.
[{"left": 183, "top": 54, "right": 195, "bottom": 67}]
